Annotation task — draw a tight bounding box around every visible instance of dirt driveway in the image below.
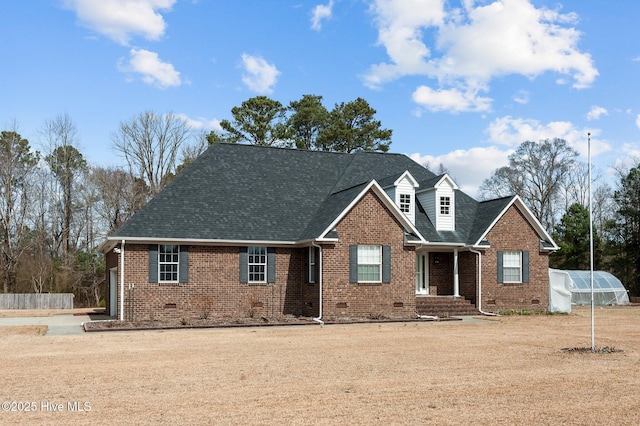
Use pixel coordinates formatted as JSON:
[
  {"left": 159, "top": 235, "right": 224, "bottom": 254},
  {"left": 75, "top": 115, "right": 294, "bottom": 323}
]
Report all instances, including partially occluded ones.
[{"left": 0, "top": 306, "right": 638, "bottom": 425}]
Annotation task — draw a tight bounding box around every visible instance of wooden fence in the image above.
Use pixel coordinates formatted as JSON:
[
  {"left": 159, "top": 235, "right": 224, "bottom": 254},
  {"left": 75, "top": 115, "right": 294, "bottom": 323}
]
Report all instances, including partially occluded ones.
[{"left": 0, "top": 293, "right": 74, "bottom": 309}]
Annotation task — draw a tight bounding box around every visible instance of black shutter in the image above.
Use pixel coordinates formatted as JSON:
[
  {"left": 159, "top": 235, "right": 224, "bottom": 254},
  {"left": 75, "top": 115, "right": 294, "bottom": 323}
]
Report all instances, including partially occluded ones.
[
  {"left": 239, "top": 247, "right": 248, "bottom": 283},
  {"left": 349, "top": 245, "right": 358, "bottom": 283},
  {"left": 267, "top": 248, "right": 276, "bottom": 283},
  {"left": 304, "top": 247, "right": 310, "bottom": 283},
  {"left": 382, "top": 245, "right": 391, "bottom": 283},
  {"left": 149, "top": 245, "right": 158, "bottom": 283},
  {"left": 497, "top": 251, "right": 503, "bottom": 283},
  {"left": 313, "top": 247, "right": 320, "bottom": 284},
  {"left": 179, "top": 246, "right": 189, "bottom": 283},
  {"left": 522, "top": 251, "right": 530, "bottom": 283}
]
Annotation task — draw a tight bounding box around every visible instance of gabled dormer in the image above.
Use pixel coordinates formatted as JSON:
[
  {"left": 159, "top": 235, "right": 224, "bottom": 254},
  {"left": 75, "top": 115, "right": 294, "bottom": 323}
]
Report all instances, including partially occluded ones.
[
  {"left": 416, "top": 174, "right": 458, "bottom": 231},
  {"left": 383, "top": 171, "right": 419, "bottom": 224}
]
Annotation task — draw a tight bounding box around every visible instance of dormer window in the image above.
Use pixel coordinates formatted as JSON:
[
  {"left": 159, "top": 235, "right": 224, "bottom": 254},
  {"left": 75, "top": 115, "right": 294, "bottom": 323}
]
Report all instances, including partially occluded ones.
[
  {"left": 440, "top": 196, "right": 451, "bottom": 215},
  {"left": 416, "top": 174, "right": 457, "bottom": 232},
  {"left": 384, "top": 171, "right": 418, "bottom": 225},
  {"left": 399, "top": 193, "right": 411, "bottom": 213}
]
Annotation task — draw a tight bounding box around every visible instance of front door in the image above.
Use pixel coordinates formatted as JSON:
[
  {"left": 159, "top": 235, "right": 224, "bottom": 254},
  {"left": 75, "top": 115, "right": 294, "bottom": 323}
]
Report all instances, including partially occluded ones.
[{"left": 415, "top": 253, "right": 428, "bottom": 295}]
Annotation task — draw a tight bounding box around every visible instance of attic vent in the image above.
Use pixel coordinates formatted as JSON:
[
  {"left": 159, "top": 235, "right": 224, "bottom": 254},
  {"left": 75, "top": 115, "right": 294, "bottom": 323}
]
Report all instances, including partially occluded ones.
[
  {"left": 336, "top": 302, "right": 348, "bottom": 309},
  {"left": 393, "top": 302, "right": 404, "bottom": 308},
  {"left": 164, "top": 303, "right": 177, "bottom": 309}
]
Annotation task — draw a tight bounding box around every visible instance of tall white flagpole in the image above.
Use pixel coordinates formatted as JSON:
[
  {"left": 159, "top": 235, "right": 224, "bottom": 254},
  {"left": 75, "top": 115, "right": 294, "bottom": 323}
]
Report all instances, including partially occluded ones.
[{"left": 588, "top": 132, "right": 595, "bottom": 351}]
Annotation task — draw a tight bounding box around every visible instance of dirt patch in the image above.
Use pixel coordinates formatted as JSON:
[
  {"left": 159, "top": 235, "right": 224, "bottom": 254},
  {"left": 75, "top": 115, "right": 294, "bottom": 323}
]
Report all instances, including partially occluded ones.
[
  {"left": 0, "top": 325, "right": 47, "bottom": 337},
  {"left": 0, "top": 306, "right": 639, "bottom": 425},
  {"left": 84, "top": 315, "right": 317, "bottom": 331},
  {"left": 0, "top": 308, "right": 100, "bottom": 318},
  {"left": 83, "top": 315, "right": 452, "bottom": 332}
]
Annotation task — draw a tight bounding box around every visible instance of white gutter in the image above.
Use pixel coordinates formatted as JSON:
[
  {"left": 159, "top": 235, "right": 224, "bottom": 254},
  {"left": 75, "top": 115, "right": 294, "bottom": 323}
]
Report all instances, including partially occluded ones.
[
  {"left": 312, "top": 242, "right": 324, "bottom": 325},
  {"left": 120, "top": 240, "right": 125, "bottom": 321},
  {"left": 469, "top": 248, "right": 497, "bottom": 316}
]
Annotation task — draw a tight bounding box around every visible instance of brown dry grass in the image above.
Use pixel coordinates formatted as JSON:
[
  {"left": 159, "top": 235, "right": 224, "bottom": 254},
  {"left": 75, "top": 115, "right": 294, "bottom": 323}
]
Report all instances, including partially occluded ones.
[
  {"left": 0, "top": 308, "right": 98, "bottom": 318},
  {"left": 1, "top": 306, "right": 639, "bottom": 425}
]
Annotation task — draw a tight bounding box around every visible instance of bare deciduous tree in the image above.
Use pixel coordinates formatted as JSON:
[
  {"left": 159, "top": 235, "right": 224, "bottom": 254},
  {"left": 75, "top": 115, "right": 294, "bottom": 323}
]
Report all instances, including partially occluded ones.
[
  {"left": 0, "top": 127, "right": 39, "bottom": 293},
  {"left": 112, "top": 111, "right": 191, "bottom": 196},
  {"left": 89, "top": 166, "right": 148, "bottom": 234},
  {"left": 42, "top": 114, "right": 87, "bottom": 264},
  {"left": 479, "top": 138, "right": 579, "bottom": 230}
]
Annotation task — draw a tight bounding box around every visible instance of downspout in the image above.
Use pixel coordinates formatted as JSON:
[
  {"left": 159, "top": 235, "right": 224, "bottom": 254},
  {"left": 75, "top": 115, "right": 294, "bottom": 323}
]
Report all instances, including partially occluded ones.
[
  {"left": 312, "top": 242, "right": 323, "bottom": 325},
  {"left": 120, "top": 240, "right": 125, "bottom": 321},
  {"left": 469, "top": 248, "right": 497, "bottom": 316}
]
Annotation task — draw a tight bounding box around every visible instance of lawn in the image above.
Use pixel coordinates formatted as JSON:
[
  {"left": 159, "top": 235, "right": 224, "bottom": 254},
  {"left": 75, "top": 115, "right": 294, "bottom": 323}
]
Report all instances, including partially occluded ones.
[{"left": 1, "top": 306, "right": 639, "bottom": 425}]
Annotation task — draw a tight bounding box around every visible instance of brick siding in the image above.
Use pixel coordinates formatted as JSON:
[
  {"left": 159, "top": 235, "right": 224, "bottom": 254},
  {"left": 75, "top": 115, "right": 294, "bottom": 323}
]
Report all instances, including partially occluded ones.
[
  {"left": 480, "top": 205, "right": 550, "bottom": 311},
  {"left": 110, "top": 245, "right": 305, "bottom": 321},
  {"left": 320, "top": 190, "right": 416, "bottom": 320}
]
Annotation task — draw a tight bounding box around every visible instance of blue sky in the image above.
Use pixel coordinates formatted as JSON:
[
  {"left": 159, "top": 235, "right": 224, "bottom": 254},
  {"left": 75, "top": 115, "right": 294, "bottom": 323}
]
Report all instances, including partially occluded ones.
[{"left": 2, "top": 0, "right": 639, "bottom": 196}]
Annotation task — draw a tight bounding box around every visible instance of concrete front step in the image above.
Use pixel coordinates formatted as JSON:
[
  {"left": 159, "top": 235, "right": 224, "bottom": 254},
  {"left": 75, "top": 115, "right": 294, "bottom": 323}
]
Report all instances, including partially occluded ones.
[{"left": 415, "top": 296, "right": 478, "bottom": 317}]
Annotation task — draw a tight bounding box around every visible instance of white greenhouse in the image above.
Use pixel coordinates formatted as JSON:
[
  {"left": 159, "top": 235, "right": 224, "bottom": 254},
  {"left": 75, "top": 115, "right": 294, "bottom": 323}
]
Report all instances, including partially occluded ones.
[{"left": 549, "top": 269, "right": 630, "bottom": 313}]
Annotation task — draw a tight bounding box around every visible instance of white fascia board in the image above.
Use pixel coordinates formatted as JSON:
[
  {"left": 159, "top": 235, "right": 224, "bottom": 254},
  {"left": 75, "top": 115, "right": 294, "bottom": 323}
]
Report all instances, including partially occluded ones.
[
  {"left": 472, "top": 195, "right": 559, "bottom": 250},
  {"left": 104, "top": 236, "right": 298, "bottom": 247},
  {"left": 319, "top": 180, "right": 426, "bottom": 242},
  {"left": 436, "top": 174, "right": 459, "bottom": 190}
]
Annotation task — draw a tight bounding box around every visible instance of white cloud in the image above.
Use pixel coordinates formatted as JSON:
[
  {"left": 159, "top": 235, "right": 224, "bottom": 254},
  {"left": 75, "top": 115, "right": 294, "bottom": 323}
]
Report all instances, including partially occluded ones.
[
  {"left": 636, "top": 114, "right": 640, "bottom": 129},
  {"left": 240, "top": 53, "right": 280, "bottom": 94},
  {"left": 412, "top": 85, "right": 491, "bottom": 113},
  {"left": 486, "top": 115, "right": 611, "bottom": 157},
  {"left": 410, "top": 146, "right": 512, "bottom": 197},
  {"left": 311, "top": 0, "right": 334, "bottom": 31},
  {"left": 364, "top": 0, "right": 598, "bottom": 112},
  {"left": 175, "top": 114, "right": 221, "bottom": 131},
  {"left": 62, "top": 0, "right": 175, "bottom": 45},
  {"left": 587, "top": 106, "right": 608, "bottom": 121},
  {"left": 512, "top": 90, "right": 530, "bottom": 104},
  {"left": 363, "top": 0, "right": 445, "bottom": 88},
  {"left": 119, "top": 48, "right": 181, "bottom": 88}
]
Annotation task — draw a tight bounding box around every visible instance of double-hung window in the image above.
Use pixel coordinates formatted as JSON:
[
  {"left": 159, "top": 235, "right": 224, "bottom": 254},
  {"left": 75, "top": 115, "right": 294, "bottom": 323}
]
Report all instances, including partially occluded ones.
[
  {"left": 497, "top": 251, "right": 529, "bottom": 284},
  {"left": 357, "top": 245, "right": 382, "bottom": 282},
  {"left": 159, "top": 244, "right": 179, "bottom": 283},
  {"left": 240, "top": 247, "right": 275, "bottom": 284},
  {"left": 502, "top": 251, "right": 522, "bottom": 283},
  {"left": 349, "top": 245, "right": 390, "bottom": 284},
  {"left": 248, "top": 246, "right": 267, "bottom": 283},
  {"left": 148, "top": 245, "right": 188, "bottom": 284}
]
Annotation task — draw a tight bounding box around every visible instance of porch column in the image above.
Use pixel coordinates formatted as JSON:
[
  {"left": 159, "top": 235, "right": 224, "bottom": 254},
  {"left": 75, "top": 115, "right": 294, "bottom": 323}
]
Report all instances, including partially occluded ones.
[{"left": 453, "top": 248, "right": 460, "bottom": 297}]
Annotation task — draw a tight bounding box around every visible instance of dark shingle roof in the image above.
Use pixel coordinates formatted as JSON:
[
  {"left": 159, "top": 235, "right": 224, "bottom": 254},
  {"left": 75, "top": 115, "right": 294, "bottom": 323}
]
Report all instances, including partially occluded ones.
[
  {"left": 110, "top": 143, "right": 521, "bottom": 246},
  {"left": 111, "top": 144, "right": 437, "bottom": 242}
]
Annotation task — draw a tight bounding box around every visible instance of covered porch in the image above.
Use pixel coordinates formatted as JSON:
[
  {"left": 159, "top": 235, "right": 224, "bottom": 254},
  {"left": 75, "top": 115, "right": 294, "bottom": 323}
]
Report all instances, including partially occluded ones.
[{"left": 414, "top": 248, "right": 479, "bottom": 316}]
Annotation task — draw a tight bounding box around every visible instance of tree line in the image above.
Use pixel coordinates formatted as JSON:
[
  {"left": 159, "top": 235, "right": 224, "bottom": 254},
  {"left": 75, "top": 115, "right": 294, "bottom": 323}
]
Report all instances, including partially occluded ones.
[
  {"left": 1, "top": 95, "right": 639, "bottom": 306},
  {"left": 0, "top": 95, "right": 392, "bottom": 305},
  {"left": 477, "top": 138, "right": 640, "bottom": 296}
]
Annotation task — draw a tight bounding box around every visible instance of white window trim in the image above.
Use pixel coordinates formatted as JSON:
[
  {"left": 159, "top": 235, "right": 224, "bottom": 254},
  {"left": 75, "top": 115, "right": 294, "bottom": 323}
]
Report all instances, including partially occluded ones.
[
  {"left": 159, "top": 244, "right": 179, "bottom": 283},
  {"left": 399, "top": 193, "right": 411, "bottom": 214},
  {"left": 357, "top": 245, "right": 382, "bottom": 283},
  {"left": 248, "top": 246, "right": 267, "bottom": 283},
  {"left": 440, "top": 196, "right": 451, "bottom": 215},
  {"left": 502, "top": 251, "right": 523, "bottom": 284}
]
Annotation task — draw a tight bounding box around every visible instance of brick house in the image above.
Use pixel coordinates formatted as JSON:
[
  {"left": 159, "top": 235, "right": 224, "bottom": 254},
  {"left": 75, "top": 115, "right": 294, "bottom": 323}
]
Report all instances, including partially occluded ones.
[{"left": 101, "top": 143, "right": 558, "bottom": 321}]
